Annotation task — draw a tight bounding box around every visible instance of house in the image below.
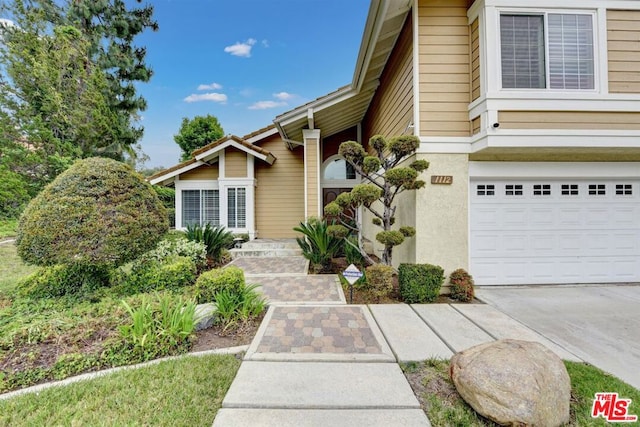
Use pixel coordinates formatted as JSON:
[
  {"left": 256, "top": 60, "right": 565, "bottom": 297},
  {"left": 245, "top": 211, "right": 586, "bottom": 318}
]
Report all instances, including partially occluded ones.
[{"left": 150, "top": 0, "right": 640, "bottom": 286}]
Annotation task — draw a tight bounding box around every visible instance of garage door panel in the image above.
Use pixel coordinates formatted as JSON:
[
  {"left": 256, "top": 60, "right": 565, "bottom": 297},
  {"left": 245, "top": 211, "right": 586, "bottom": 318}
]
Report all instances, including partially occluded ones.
[{"left": 471, "top": 179, "right": 640, "bottom": 285}]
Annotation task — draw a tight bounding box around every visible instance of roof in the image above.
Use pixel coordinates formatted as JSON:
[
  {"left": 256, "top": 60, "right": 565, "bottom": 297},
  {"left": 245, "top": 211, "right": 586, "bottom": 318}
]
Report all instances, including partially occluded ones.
[
  {"left": 274, "top": 0, "right": 412, "bottom": 143},
  {"left": 148, "top": 134, "right": 276, "bottom": 186}
]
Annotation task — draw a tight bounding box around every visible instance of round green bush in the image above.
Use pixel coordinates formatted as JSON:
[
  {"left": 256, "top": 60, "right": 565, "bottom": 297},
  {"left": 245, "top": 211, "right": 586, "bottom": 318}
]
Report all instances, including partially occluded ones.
[
  {"left": 17, "top": 157, "right": 168, "bottom": 268},
  {"left": 17, "top": 264, "right": 110, "bottom": 299},
  {"left": 111, "top": 256, "right": 197, "bottom": 296},
  {"left": 195, "top": 266, "right": 245, "bottom": 304}
]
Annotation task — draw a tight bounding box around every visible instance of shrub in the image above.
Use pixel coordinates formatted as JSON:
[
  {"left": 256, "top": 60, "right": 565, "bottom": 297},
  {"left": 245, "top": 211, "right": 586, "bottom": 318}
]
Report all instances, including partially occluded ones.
[
  {"left": 214, "top": 283, "right": 266, "bottom": 330},
  {"left": 111, "top": 256, "right": 197, "bottom": 296},
  {"left": 142, "top": 238, "right": 207, "bottom": 271},
  {"left": 294, "top": 218, "right": 343, "bottom": 272},
  {"left": 195, "top": 266, "right": 245, "bottom": 304},
  {"left": 17, "top": 157, "right": 168, "bottom": 269},
  {"left": 364, "top": 264, "right": 394, "bottom": 301},
  {"left": 344, "top": 235, "right": 366, "bottom": 267},
  {"left": 186, "top": 223, "right": 234, "bottom": 265},
  {"left": 119, "top": 293, "right": 197, "bottom": 358},
  {"left": 398, "top": 263, "right": 444, "bottom": 303},
  {"left": 449, "top": 268, "right": 475, "bottom": 302},
  {"left": 17, "top": 264, "right": 110, "bottom": 300},
  {"left": 153, "top": 185, "right": 176, "bottom": 227}
]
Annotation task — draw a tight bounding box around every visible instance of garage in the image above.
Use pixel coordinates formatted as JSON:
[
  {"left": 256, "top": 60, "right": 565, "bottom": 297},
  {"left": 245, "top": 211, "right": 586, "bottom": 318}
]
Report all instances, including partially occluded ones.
[{"left": 470, "top": 178, "right": 640, "bottom": 285}]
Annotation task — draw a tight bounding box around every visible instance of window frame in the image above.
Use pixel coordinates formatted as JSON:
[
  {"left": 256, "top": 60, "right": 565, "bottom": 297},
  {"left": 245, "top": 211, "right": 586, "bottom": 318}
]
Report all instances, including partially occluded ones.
[
  {"left": 181, "top": 188, "right": 220, "bottom": 228},
  {"left": 497, "top": 9, "right": 598, "bottom": 93},
  {"left": 226, "top": 187, "right": 247, "bottom": 229}
]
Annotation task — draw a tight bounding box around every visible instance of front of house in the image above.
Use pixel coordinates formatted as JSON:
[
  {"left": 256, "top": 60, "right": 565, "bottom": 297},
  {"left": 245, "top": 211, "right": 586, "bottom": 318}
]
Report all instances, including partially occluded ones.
[{"left": 151, "top": 0, "right": 640, "bottom": 286}]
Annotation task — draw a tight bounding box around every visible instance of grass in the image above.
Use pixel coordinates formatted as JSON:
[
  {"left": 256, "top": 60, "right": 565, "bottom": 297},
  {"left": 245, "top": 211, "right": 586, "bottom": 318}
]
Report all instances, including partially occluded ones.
[
  {"left": 403, "top": 359, "right": 640, "bottom": 427},
  {"left": 0, "top": 218, "right": 18, "bottom": 239},
  {"left": 0, "top": 244, "right": 37, "bottom": 296},
  {"left": 0, "top": 354, "right": 240, "bottom": 426}
]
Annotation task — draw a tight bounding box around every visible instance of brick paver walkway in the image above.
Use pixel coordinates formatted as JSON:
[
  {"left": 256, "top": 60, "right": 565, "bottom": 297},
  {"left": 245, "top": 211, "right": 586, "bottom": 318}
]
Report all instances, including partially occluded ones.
[
  {"left": 229, "top": 256, "right": 308, "bottom": 275},
  {"left": 251, "top": 275, "right": 345, "bottom": 304},
  {"left": 257, "top": 306, "right": 381, "bottom": 354}
]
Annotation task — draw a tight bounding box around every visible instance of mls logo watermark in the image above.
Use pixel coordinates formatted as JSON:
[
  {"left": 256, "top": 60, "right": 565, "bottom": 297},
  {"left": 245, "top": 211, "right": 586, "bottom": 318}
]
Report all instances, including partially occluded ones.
[{"left": 591, "top": 393, "right": 638, "bottom": 423}]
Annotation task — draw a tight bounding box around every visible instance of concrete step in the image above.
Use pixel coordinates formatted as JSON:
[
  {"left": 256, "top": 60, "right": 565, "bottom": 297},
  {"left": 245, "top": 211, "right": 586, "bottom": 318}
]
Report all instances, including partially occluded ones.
[
  {"left": 229, "top": 248, "right": 302, "bottom": 258},
  {"left": 221, "top": 361, "right": 421, "bottom": 410},
  {"left": 241, "top": 239, "right": 299, "bottom": 250},
  {"left": 213, "top": 409, "right": 431, "bottom": 426}
]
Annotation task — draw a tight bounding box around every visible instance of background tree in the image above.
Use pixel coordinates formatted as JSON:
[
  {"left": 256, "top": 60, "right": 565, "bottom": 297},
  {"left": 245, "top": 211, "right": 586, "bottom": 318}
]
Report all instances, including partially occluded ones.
[
  {"left": 17, "top": 157, "right": 168, "bottom": 286},
  {"left": 0, "top": 12, "right": 120, "bottom": 196},
  {"left": 1, "top": 0, "right": 158, "bottom": 163},
  {"left": 324, "top": 135, "right": 428, "bottom": 266},
  {"left": 174, "top": 115, "right": 225, "bottom": 161}
]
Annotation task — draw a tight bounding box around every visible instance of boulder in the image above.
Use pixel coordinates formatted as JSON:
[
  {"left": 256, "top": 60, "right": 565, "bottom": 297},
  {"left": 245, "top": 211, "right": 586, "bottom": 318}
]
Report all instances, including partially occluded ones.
[
  {"left": 194, "top": 303, "right": 217, "bottom": 331},
  {"left": 450, "top": 339, "right": 570, "bottom": 426}
]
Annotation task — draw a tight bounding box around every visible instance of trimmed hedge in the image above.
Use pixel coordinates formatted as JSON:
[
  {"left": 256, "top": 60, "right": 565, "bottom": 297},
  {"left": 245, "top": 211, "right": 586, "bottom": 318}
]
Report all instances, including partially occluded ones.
[
  {"left": 17, "top": 264, "right": 110, "bottom": 299},
  {"left": 111, "top": 256, "right": 197, "bottom": 296},
  {"left": 195, "top": 266, "right": 245, "bottom": 304},
  {"left": 398, "top": 263, "right": 444, "bottom": 303},
  {"left": 449, "top": 268, "right": 475, "bottom": 302},
  {"left": 364, "top": 264, "right": 394, "bottom": 301},
  {"left": 17, "top": 157, "right": 168, "bottom": 268}
]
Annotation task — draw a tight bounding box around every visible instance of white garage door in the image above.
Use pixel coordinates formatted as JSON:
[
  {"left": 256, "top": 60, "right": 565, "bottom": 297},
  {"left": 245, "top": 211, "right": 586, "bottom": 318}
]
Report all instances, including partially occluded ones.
[{"left": 470, "top": 180, "right": 640, "bottom": 285}]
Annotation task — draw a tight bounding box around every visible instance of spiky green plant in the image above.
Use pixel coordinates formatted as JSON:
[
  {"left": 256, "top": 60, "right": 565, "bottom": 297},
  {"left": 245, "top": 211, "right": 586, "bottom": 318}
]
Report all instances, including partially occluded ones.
[
  {"left": 294, "top": 218, "right": 343, "bottom": 272},
  {"left": 185, "top": 223, "right": 234, "bottom": 265}
]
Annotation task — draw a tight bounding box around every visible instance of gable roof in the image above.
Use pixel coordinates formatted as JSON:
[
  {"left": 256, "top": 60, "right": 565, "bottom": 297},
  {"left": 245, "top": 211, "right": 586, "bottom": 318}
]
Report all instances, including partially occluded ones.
[
  {"left": 148, "top": 134, "right": 276, "bottom": 185},
  {"left": 274, "top": 0, "right": 412, "bottom": 144}
]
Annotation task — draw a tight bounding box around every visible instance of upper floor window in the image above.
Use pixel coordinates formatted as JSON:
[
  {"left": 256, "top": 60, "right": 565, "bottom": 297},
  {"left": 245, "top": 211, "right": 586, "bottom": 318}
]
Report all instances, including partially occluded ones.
[
  {"left": 323, "top": 157, "right": 356, "bottom": 180},
  {"left": 500, "top": 13, "right": 594, "bottom": 90}
]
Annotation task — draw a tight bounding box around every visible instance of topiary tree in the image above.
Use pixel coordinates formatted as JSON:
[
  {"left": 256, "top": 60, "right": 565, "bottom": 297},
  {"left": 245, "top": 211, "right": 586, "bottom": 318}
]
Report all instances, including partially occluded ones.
[
  {"left": 324, "top": 135, "right": 428, "bottom": 266},
  {"left": 17, "top": 157, "right": 168, "bottom": 286}
]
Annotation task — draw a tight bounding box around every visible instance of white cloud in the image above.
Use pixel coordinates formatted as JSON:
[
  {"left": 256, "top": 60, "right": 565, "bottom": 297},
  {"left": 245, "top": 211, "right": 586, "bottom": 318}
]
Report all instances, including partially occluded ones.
[
  {"left": 248, "top": 100, "right": 287, "bottom": 110},
  {"left": 197, "top": 82, "right": 222, "bottom": 91},
  {"left": 273, "top": 92, "right": 294, "bottom": 101},
  {"left": 261, "top": 39, "right": 269, "bottom": 48},
  {"left": 183, "top": 92, "right": 228, "bottom": 103},
  {"left": 224, "top": 38, "right": 257, "bottom": 58}
]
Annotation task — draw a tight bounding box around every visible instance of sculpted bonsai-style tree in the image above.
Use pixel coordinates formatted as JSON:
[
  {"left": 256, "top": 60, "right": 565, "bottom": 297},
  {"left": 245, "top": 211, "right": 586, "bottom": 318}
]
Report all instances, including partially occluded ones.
[{"left": 324, "top": 135, "right": 428, "bottom": 266}]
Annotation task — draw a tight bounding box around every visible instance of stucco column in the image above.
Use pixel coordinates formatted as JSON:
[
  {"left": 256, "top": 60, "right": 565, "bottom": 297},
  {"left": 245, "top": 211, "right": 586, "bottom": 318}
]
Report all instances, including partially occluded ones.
[{"left": 303, "top": 129, "right": 322, "bottom": 219}]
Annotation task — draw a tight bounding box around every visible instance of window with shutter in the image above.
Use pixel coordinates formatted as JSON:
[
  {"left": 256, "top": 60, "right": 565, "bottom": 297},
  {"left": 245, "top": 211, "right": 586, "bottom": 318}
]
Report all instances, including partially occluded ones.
[
  {"left": 227, "top": 187, "right": 246, "bottom": 229},
  {"left": 500, "top": 12, "right": 594, "bottom": 90},
  {"left": 182, "top": 189, "right": 219, "bottom": 227}
]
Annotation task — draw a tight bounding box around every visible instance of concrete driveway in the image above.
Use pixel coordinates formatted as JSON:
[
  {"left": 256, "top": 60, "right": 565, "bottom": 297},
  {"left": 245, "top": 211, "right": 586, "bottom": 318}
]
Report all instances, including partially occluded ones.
[{"left": 476, "top": 284, "right": 640, "bottom": 390}]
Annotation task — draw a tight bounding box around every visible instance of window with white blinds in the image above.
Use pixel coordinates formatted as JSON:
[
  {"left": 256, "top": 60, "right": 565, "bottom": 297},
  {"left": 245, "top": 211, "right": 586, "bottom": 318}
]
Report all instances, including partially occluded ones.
[
  {"left": 500, "top": 12, "right": 594, "bottom": 90},
  {"left": 227, "top": 187, "right": 246, "bottom": 228},
  {"left": 181, "top": 189, "right": 219, "bottom": 227}
]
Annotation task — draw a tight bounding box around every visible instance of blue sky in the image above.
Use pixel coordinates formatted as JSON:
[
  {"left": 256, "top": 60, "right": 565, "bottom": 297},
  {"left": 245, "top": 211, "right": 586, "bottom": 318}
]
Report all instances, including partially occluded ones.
[{"left": 136, "top": 0, "right": 370, "bottom": 168}]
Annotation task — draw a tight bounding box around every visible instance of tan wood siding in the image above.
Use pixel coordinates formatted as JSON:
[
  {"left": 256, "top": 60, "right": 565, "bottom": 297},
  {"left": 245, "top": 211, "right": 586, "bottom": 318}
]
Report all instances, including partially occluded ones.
[
  {"left": 255, "top": 135, "right": 305, "bottom": 238},
  {"left": 498, "top": 111, "right": 640, "bottom": 130},
  {"left": 471, "top": 116, "right": 481, "bottom": 135},
  {"left": 363, "top": 13, "right": 413, "bottom": 140},
  {"left": 608, "top": 10, "right": 640, "bottom": 93},
  {"left": 418, "top": 0, "right": 471, "bottom": 137},
  {"left": 179, "top": 164, "right": 219, "bottom": 180},
  {"left": 225, "top": 147, "right": 247, "bottom": 178},
  {"left": 470, "top": 18, "right": 480, "bottom": 101},
  {"left": 306, "top": 139, "right": 320, "bottom": 218}
]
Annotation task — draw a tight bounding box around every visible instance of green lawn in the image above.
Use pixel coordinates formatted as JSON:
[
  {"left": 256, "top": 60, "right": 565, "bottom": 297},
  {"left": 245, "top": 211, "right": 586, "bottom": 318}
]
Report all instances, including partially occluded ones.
[
  {"left": 404, "top": 359, "right": 640, "bottom": 427},
  {"left": 0, "top": 244, "right": 37, "bottom": 296},
  {"left": 0, "top": 219, "right": 18, "bottom": 239},
  {"left": 0, "top": 354, "right": 240, "bottom": 426}
]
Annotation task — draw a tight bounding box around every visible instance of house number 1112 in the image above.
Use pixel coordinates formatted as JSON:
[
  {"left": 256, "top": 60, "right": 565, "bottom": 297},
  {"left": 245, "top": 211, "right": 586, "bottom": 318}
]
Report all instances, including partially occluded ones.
[{"left": 431, "top": 175, "right": 453, "bottom": 185}]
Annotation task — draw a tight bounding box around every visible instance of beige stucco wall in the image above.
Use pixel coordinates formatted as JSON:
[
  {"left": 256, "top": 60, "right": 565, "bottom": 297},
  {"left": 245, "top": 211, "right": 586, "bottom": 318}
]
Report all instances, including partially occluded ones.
[
  {"left": 414, "top": 153, "right": 469, "bottom": 279},
  {"left": 179, "top": 164, "right": 219, "bottom": 180}
]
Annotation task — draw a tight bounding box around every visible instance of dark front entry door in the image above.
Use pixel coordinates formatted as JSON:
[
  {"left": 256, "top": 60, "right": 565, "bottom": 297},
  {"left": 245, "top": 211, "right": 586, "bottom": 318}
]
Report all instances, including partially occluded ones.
[{"left": 323, "top": 188, "right": 352, "bottom": 207}]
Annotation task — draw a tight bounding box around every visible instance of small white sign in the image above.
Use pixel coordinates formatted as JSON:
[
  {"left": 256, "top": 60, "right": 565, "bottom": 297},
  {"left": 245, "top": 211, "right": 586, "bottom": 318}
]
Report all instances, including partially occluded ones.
[{"left": 342, "top": 263, "right": 363, "bottom": 285}]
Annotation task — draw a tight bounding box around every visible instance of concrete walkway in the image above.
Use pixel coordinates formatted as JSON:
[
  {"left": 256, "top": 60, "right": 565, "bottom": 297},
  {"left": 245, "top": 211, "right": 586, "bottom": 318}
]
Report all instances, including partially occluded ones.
[{"left": 213, "top": 255, "right": 583, "bottom": 426}]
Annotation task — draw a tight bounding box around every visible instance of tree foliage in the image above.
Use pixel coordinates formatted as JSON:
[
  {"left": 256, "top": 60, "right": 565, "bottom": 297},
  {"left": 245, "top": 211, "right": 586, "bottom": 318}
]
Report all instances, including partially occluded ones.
[
  {"left": 324, "top": 134, "right": 427, "bottom": 266},
  {"left": 174, "top": 115, "right": 225, "bottom": 161},
  {"left": 17, "top": 157, "right": 168, "bottom": 269},
  {"left": 0, "top": 0, "right": 157, "bottom": 205}
]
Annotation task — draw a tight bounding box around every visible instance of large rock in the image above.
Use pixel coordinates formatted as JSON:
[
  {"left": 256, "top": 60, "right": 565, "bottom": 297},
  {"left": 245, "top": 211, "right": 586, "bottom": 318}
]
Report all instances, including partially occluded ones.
[
  {"left": 194, "top": 303, "right": 217, "bottom": 331},
  {"left": 450, "top": 339, "right": 570, "bottom": 427}
]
